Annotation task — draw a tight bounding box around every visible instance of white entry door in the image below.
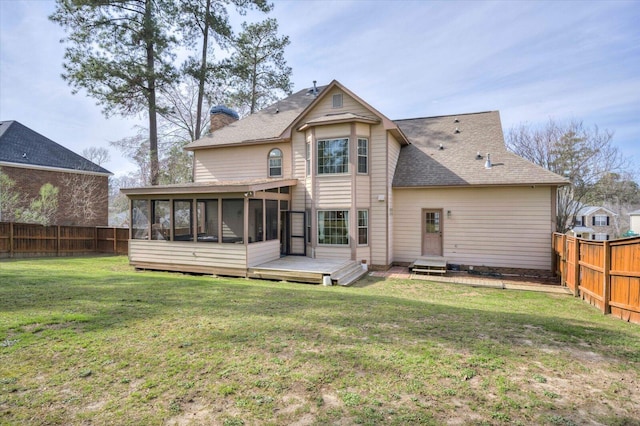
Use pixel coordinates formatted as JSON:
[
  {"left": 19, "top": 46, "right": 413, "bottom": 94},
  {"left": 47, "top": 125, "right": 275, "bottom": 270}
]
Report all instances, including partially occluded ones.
[{"left": 422, "top": 209, "right": 443, "bottom": 256}]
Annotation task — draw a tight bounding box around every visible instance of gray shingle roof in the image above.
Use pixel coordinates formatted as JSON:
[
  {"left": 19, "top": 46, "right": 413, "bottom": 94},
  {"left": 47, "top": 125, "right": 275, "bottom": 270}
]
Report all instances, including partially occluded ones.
[
  {"left": 185, "top": 85, "right": 327, "bottom": 149},
  {"left": 0, "top": 120, "right": 111, "bottom": 174},
  {"left": 392, "top": 111, "right": 567, "bottom": 187}
]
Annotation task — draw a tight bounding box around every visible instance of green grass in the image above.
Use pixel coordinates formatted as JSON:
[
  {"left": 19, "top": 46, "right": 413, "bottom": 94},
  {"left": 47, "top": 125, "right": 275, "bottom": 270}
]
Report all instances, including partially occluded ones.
[{"left": 1, "top": 256, "right": 639, "bottom": 425}]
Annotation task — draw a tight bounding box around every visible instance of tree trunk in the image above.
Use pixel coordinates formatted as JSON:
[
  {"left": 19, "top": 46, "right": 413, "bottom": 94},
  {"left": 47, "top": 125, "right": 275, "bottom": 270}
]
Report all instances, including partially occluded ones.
[
  {"left": 194, "top": 0, "right": 211, "bottom": 140},
  {"left": 145, "top": 0, "right": 159, "bottom": 185}
]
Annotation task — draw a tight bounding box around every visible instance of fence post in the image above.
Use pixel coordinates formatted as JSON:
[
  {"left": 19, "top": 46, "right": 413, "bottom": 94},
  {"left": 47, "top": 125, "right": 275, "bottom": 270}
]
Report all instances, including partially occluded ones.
[
  {"left": 572, "top": 238, "right": 580, "bottom": 297},
  {"left": 113, "top": 227, "right": 117, "bottom": 254},
  {"left": 9, "top": 222, "right": 14, "bottom": 258},
  {"left": 561, "top": 235, "right": 567, "bottom": 287},
  {"left": 603, "top": 240, "right": 611, "bottom": 314},
  {"left": 94, "top": 226, "right": 99, "bottom": 253},
  {"left": 56, "top": 225, "right": 61, "bottom": 257}
]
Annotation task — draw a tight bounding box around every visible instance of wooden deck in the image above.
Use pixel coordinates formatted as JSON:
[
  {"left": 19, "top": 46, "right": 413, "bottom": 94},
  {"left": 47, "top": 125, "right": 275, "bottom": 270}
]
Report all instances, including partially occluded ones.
[
  {"left": 248, "top": 256, "right": 367, "bottom": 286},
  {"left": 409, "top": 256, "right": 448, "bottom": 275}
]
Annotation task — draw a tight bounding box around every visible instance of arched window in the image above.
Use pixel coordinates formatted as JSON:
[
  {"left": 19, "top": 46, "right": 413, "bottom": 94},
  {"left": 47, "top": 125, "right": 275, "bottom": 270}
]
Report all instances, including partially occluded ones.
[{"left": 268, "top": 148, "right": 282, "bottom": 177}]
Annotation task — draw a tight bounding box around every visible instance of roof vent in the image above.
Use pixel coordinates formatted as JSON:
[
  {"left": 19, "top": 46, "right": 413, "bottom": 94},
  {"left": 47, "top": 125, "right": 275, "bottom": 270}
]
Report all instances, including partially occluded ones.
[
  {"left": 454, "top": 118, "right": 459, "bottom": 123},
  {"left": 476, "top": 151, "right": 483, "bottom": 160},
  {"left": 313, "top": 80, "right": 318, "bottom": 96},
  {"left": 439, "top": 143, "right": 444, "bottom": 150},
  {"left": 454, "top": 128, "right": 460, "bottom": 134},
  {"left": 484, "top": 153, "right": 492, "bottom": 169}
]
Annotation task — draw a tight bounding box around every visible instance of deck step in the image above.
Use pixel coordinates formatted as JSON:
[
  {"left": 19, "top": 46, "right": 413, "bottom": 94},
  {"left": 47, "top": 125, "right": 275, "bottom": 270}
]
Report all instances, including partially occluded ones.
[
  {"left": 409, "top": 256, "right": 448, "bottom": 276},
  {"left": 331, "top": 262, "right": 367, "bottom": 286}
]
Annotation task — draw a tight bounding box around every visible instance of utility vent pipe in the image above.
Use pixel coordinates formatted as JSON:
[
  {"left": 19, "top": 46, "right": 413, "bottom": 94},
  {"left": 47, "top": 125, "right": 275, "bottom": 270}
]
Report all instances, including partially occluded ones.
[{"left": 484, "top": 153, "right": 492, "bottom": 169}]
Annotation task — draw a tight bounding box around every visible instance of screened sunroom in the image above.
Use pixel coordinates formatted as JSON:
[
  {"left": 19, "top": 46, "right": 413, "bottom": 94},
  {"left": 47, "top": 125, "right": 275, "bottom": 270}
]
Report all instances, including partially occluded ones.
[{"left": 121, "top": 179, "right": 298, "bottom": 276}]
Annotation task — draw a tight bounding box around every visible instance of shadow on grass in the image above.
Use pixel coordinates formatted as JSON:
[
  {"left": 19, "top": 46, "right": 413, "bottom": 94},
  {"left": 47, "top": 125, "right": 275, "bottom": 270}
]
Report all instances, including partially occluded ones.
[{"left": 2, "top": 257, "right": 639, "bottom": 368}]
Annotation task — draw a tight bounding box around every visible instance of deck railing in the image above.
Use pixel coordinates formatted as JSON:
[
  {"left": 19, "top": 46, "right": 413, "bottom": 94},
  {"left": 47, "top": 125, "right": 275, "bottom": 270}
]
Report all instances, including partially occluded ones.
[
  {"left": 0, "top": 222, "right": 128, "bottom": 258},
  {"left": 553, "top": 232, "right": 640, "bottom": 324}
]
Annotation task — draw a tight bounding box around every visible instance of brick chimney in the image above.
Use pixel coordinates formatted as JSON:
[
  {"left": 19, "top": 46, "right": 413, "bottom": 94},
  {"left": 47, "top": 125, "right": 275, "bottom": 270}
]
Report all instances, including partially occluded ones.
[{"left": 209, "top": 105, "right": 239, "bottom": 133}]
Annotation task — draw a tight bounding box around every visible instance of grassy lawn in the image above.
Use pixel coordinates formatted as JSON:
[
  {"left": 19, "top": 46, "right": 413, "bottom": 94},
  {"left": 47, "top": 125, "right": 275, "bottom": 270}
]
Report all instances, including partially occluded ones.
[{"left": 1, "top": 257, "right": 639, "bottom": 425}]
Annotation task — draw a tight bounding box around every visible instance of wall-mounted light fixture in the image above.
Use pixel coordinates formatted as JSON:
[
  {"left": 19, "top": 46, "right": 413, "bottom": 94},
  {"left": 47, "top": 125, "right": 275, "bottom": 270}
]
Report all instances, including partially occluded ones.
[
  {"left": 447, "top": 210, "right": 452, "bottom": 218},
  {"left": 244, "top": 191, "right": 254, "bottom": 197}
]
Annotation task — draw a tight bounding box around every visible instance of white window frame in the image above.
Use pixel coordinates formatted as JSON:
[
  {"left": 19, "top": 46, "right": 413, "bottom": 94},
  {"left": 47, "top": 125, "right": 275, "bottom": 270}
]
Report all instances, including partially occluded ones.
[
  {"left": 593, "top": 215, "right": 608, "bottom": 226},
  {"left": 357, "top": 138, "right": 368, "bottom": 174},
  {"left": 268, "top": 148, "right": 283, "bottom": 177},
  {"left": 357, "top": 210, "right": 368, "bottom": 246}
]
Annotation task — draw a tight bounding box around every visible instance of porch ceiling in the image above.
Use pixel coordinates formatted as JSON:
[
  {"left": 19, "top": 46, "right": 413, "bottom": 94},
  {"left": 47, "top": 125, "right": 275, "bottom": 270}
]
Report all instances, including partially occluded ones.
[{"left": 121, "top": 178, "right": 298, "bottom": 196}]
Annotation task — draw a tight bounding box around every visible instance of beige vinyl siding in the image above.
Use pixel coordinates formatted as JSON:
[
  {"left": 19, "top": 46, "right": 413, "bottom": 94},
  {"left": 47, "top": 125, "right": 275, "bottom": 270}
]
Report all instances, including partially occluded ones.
[
  {"left": 315, "top": 123, "right": 350, "bottom": 140},
  {"left": 315, "top": 246, "right": 351, "bottom": 260},
  {"left": 393, "top": 186, "right": 555, "bottom": 270},
  {"left": 369, "top": 124, "right": 389, "bottom": 267},
  {"left": 290, "top": 132, "right": 308, "bottom": 212},
  {"left": 129, "top": 240, "right": 246, "bottom": 274},
  {"left": 247, "top": 240, "right": 280, "bottom": 267},
  {"left": 356, "top": 246, "right": 371, "bottom": 265},
  {"left": 387, "top": 133, "right": 401, "bottom": 265},
  {"left": 302, "top": 87, "right": 375, "bottom": 123},
  {"left": 355, "top": 175, "right": 370, "bottom": 206},
  {"left": 194, "top": 143, "right": 290, "bottom": 182},
  {"left": 316, "top": 175, "right": 352, "bottom": 207}
]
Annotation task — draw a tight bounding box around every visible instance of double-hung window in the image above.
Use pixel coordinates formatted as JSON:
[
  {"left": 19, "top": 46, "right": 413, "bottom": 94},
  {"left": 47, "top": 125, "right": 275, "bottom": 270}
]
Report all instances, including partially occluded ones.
[
  {"left": 268, "top": 149, "right": 282, "bottom": 177},
  {"left": 357, "top": 138, "right": 368, "bottom": 174},
  {"left": 357, "top": 210, "right": 368, "bottom": 245},
  {"left": 593, "top": 215, "right": 608, "bottom": 226},
  {"left": 317, "top": 138, "right": 349, "bottom": 174}
]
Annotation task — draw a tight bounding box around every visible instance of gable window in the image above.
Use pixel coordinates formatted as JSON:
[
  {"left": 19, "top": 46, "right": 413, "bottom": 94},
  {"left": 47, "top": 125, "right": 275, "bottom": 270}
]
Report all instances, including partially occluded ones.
[
  {"left": 332, "top": 93, "right": 343, "bottom": 108},
  {"left": 357, "top": 210, "right": 368, "bottom": 245},
  {"left": 593, "top": 215, "right": 609, "bottom": 226},
  {"left": 317, "top": 138, "right": 349, "bottom": 174},
  {"left": 268, "top": 148, "right": 282, "bottom": 177},
  {"left": 318, "top": 210, "right": 349, "bottom": 245},
  {"left": 357, "top": 138, "right": 368, "bottom": 174}
]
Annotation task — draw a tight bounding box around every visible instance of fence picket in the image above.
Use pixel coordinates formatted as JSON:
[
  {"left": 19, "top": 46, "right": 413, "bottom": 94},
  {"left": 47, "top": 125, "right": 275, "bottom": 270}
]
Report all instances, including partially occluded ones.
[
  {"left": 553, "top": 233, "right": 640, "bottom": 324},
  {"left": 0, "top": 222, "right": 128, "bottom": 258}
]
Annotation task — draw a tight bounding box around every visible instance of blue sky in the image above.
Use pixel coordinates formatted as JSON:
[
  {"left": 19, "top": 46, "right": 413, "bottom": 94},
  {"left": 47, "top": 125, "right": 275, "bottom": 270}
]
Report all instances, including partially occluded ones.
[{"left": 1, "top": 0, "right": 639, "bottom": 178}]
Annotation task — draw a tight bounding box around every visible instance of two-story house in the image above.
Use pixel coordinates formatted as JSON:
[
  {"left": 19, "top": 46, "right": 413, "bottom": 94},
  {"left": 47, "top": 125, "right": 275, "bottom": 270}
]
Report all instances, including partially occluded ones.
[
  {"left": 569, "top": 205, "right": 618, "bottom": 240},
  {"left": 122, "top": 80, "right": 566, "bottom": 283}
]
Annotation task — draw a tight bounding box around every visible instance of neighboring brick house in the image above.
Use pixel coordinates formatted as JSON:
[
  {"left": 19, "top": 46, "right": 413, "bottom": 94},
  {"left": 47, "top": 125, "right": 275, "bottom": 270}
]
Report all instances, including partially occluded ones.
[
  {"left": 0, "top": 120, "right": 111, "bottom": 226},
  {"left": 569, "top": 205, "right": 618, "bottom": 240}
]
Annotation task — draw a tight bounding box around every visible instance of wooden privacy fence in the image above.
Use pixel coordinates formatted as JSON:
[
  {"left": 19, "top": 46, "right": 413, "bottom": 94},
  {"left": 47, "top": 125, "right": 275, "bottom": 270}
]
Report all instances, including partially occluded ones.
[
  {"left": 553, "top": 233, "right": 640, "bottom": 324},
  {"left": 0, "top": 222, "right": 128, "bottom": 258}
]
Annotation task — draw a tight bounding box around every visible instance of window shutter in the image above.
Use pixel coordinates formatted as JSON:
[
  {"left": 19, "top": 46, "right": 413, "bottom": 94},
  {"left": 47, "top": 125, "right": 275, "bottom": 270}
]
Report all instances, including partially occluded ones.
[
  {"left": 582, "top": 216, "right": 586, "bottom": 226},
  {"left": 606, "top": 216, "right": 610, "bottom": 226},
  {"left": 592, "top": 216, "right": 595, "bottom": 226}
]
